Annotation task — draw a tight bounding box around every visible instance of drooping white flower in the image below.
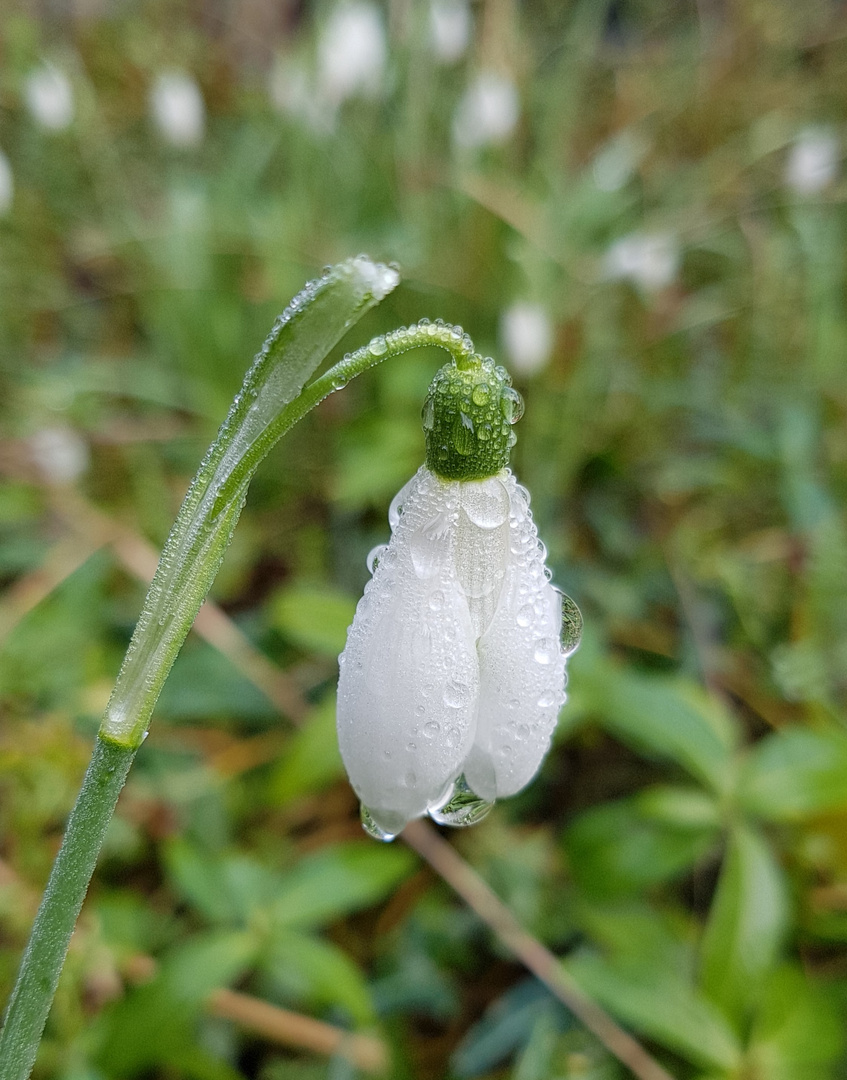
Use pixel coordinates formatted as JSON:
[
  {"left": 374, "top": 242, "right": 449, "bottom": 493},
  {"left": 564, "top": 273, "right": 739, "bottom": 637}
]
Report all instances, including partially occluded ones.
[
  {"left": 499, "top": 302, "right": 554, "bottom": 377},
  {"left": 603, "top": 231, "right": 679, "bottom": 293},
  {"left": 785, "top": 128, "right": 839, "bottom": 195},
  {"left": 337, "top": 356, "right": 580, "bottom": 839},
  {"left": 452, "top": 71, "right": 519, "bottom": 150},
  {"left": 150, "top": 72, "right": 205, "bottom": 148},
  {"left": 429, "top": 0, "right": 472, "bottom": 64},
  {"left": 317, "top": 1, "right": 387, "bottom": 106},
  {"left": 24, "top": 64, "right": 74, "bottom": 131}
]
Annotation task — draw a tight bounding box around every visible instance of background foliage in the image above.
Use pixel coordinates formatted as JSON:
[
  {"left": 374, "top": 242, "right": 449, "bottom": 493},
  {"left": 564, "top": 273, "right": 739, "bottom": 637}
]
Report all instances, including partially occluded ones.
[{"left": 2, "top": 1, "right": 847, "bottom": 1077}]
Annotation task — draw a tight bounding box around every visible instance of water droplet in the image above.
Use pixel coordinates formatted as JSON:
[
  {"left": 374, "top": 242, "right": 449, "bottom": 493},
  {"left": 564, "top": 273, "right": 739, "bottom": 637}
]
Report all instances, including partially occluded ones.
[
  {"left": 461, "top": 478, "right": 510, "bottom": 528},
  {"left": 369, "top": 337, "right": 388, "bottom": 357},
  {"left": 331, "top": 373, "right": 348, "bottom": 390},
  {"left": 533, "top": 638, "right": 557, "bottom": 665},
  {"left": 472, "top": 383, "right": 490, "bottom": 406},
  {"left": 516, "top": 604, "right": 533, "bottom": 628},
  {"left": 404, "top": 770, "right": 417, "bottom": 787},
  {"left": 477, "top": 424, "right": 491, "bottom": 441},
  {"left": 361, "top": 805, "right": 396, "bottom": 842},
  {"left": 453, "top": 413, "right": 476, "bottom": 455},
  {"left": 407, "top": 741, "right": 417, "bottom": 751},
  {"left": 428, "top": 590, "right": 444, "bottom": 610},
  {"left": 443, "top": 679, "right": 471, "bottom": 708},
  {"left": 367, "top": 544, "right": 389, "bottom": 574},
  {"left": 538, "top": 690, "right": 556, "bottom": 708},
  {"left": 555, "top": 590, "right": 583, "bottom": 656},
  {"left": 501, "top": 386, "right": 525, "bottom": 424},
  {"left": 428, "top": 774, "right": 494, "bottom": 828},
  {"left": 421, "top": 397, "right": 435, "bottom": 430},
  {"left": 424, "top": 721, "right": 441, "bottom": 737}
]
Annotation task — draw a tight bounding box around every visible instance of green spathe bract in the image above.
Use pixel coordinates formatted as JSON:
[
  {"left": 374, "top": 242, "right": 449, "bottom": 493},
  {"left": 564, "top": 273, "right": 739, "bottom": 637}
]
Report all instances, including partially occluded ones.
[{"left": 423, "top": 358, "right": 525, "bottom": 480}]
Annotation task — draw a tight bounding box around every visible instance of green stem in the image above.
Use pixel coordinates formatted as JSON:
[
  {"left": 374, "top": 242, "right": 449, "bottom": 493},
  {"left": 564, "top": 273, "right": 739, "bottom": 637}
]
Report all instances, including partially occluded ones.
[{"left": 0, "top": 738, "right": 136, "bottom": 1080}]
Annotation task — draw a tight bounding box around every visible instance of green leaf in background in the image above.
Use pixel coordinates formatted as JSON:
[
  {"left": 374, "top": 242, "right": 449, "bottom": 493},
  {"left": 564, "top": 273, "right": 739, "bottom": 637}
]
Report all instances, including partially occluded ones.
[
  {"left": 565, "top": 951, "right": 742, "bottom": 1072},
  {"left": 737, "top": 727, "right": 847, "bottom": 821},
  {"left": 590, "top": 668, "right": 739, "bottom": 793},
  {"left": 162, "top": 929, "right": 259, "bottom": 1003},
  {"left": 747, "top": 964, "right": 844, "bottom": 1080},
  {"left": 269, "top": 843, "right": 415, "bottom": 930},
  {"left": 261, "top": 931, "right": 374, "bottom": 1026},
  {"left": 564, "top": 788, "right": 722, "bottom": 898},
  {"left": 268, "top": 693, "right": 344, "bottom": 802},
  {"left": 699, "top": 823, "right": 789, "bottom": 1031},
  {"left": 270, "top": 583, "right": 357, "bottom": 655},
  {"left": 163, "top": 841, "right": 280, "bottom": 927}
]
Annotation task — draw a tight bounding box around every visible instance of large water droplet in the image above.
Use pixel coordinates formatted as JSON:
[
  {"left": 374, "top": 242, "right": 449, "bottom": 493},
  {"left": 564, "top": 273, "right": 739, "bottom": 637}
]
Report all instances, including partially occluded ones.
[
  {"left": 533, "top": 638, "right": 557, "bottom": 665},
  {"left": 369, "top": 337, "right": 388, "bottom": 357},
  {"left": 501, "top": 386, "right": 525, "bottom": 424},
  {"left": 367, "top": 544, "right": 389, "bottom": 574},
  {"left": 555, "top": 589, "right": 583, "bottom": 656},
  {"left": 471, "top": 383, "right": 490, "bottom": 406},
  {"left": 453, "top": 413, "right": 476, "bottom": 456},
  {"left": 461, "top": 478, "right": 510, "bottom": 529},
  {"left": 427, "top": 774, "right": 494, "bottom": 828},
  {"left": 361, "top": 805, "right": 396, "bottom": 842},
  {"left": 443, "top": 679, "right": 471, "bottom": 708},
  {"left": 421, "top": 397, "right": 435, "bottom": 431}
]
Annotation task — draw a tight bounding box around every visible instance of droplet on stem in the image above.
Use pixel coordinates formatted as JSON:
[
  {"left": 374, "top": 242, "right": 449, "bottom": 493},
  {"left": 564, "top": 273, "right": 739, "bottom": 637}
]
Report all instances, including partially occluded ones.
[{"left": 427, "top": 774, "right": 494, "bottom": 827}]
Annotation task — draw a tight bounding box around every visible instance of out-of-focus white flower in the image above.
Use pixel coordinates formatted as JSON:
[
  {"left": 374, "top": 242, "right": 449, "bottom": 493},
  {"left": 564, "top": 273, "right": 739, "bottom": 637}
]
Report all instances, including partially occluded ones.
[
  {"left": 429, "top": 0, "right": 471, "bottom": 64},
  {"left": 604, "top": 231, "right": 679, "bottom": 292},
  {"left": 785, "top": 128, "right": 839, "bottom": 195},
  {"left": 337, "top": 357, "right": 580, "bottom": 840},
  {"left": 317, "top": 2, "right": 386, "bottom": 106},
  {"left": 268, "top": 57, "right": 334, "bottom": 133},
  {"left": 150, "top": 72, "right": 205, "bottom": 148},
  {"left": 29, "top": 426, "right": 89, "bottom": 485},
  {"left": 453, "top": 71, "right": 519, "bottom": 150},
  {"left": 24, "top": 64, "right": 74, "bottom": 131},
  {"left": 500, "top": 303, "right": 554, "bottom": 377},
  {"left": 592, "top": 131, "right": 644, "bottom": 192},
  {"left": 0, "top": 149, "right": 13, "bottom": 214}
]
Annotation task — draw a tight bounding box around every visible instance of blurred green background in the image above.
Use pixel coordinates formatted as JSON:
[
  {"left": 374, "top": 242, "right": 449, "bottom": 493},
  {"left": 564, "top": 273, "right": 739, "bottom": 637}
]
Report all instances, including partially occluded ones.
[{"left": 3, "top": 1, "right": 847, "bottom": 1077}]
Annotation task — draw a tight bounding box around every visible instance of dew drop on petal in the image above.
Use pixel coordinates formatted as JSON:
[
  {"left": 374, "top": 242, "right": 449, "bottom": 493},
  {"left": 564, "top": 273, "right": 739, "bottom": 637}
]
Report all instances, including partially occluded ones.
[
  {"left": 537, "top": 690, "right": 556, "bottom": 708},
  {"left": 367, "top": 543, "right": 389, "bottom": 574},
  {"left": 427, "top": 774, "right": 494, "bottom": 828},
  {"left": 361, "top": 805, "right": 396, "bottom": 842},
  {"left": 554, "top": 589, "right": 583, "bottom": 656},
  {"left": 533, "top": 638, "right": 557, "bottom": 665},
  {"left": 443, "top": 679, "right": 471, "bottom": 708},
  {"left": 516, "top": 603, "right": 533, "bottom": 627},
  {"left": 428, "top": 590, "right": 444, "bottom": 611},
  {"left": 424, "top": 721, "right": 441, "bottom": 737},
  {"left": 461, "top": 478, "right": 510, "bottom": 529}
]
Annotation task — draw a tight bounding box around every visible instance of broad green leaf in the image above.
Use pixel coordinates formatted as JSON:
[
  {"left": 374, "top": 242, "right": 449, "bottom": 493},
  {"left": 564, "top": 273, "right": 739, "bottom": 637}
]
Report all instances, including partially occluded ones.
[
  {"left": 269, "top": 693, "right": 345, "bottom": 801},
  {"left": 163, "top": 929, "right": 259, "bottom": 1002},
  {"left": 747, "top": 965, "right": 843, "bottom": 1080},
  {"left": 738, "top": 728, "right": 847, "bottom": 821},
  {"left": 163, "top": 841, "right": 279, "bottom": 925},
  {"left": 269, "top": 842, "right": 415, "bottom": 929},
  {"left": 700, "top": 823, "right": 789, "bottom": 1029},
  {"left": 565, "top": 792, "right": 721, "bottom": 898},
  {"left": 262, "top": 931, "right": 374, "bottom": 1025},
  {"left": 591, "top": 668, "right": 738, "bottom": 793},
  {"left": 451, "top": 979, "right": 565, "bottom": 1079},
  {"left": 270, "top": 583, "right": 357, "bottom": 655},
  {"left": 565, "top": 951, "right": 742, "bottom": 1071}
]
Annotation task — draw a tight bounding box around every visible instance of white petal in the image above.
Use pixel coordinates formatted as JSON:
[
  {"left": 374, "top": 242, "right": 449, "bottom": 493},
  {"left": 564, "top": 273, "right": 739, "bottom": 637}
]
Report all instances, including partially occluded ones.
[
  {"left": 463, "top": 473, "right": 567, "bottom": 800},
  {"left": 337, "top": 467, "right": 479, "bottom": 832}
]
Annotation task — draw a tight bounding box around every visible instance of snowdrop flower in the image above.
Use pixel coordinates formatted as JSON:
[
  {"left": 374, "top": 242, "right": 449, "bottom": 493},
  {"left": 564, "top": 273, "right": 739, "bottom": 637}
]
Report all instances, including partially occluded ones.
[
  {"left": 337, "top": 349, "right": 581, "bottom": 840},
  {"left": 0, "top": 149, "right": 13, "bottom": 214},
  {"left": 429, "top": 0, "right": 472, "bottom": 64},
  {"left": 500, "top": 302, "right": 554, "bottom": 377},
  {"left": 453, "top": 71, "right": 520, "bottom": 150},
  {"left": 785, "top": 128, "right": 839, "bottom": 195},
  {"left": 317, "top": 1, "right": 386, "bottom": 106},
  {"left": 150, "top": 72, "right": 205, "bottom": 148},
  {"left": 24, "top": 64, "right": 74, "bottom": 131},
  {"left": 604, "top": 231, "right": 679, "bottom": 293}
]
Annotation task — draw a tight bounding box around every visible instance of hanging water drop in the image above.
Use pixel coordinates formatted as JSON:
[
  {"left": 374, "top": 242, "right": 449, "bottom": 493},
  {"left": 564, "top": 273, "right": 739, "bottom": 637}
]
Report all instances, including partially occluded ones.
[
  {"left": 555, "top": 589, "right": 583, "bottom": 656},
  {"left": 427, "top": 775, "right": 494, "bottom": 828},
  {"left": 360, "top": 805, "right": 396, "bottom": 842}
]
